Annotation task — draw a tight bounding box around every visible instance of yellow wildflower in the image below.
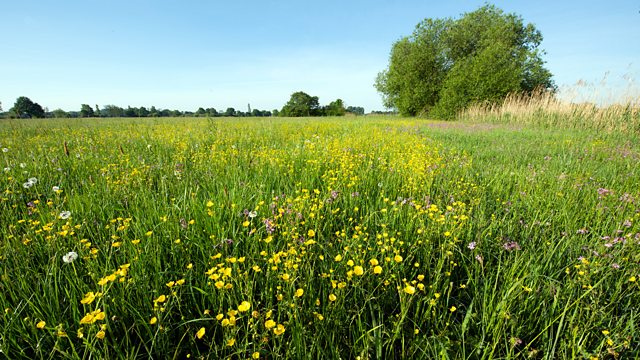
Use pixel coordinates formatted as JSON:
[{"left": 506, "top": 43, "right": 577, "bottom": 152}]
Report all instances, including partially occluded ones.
[
  {"left": 238, "top": 301, "right": 251, "bottom": 312},
  {"left": 273, "top": 324, "right": 285, "bottom": 335},
  {"left": 265, "top": 319, "right": 276, "bottom": 329},
  {"left": 353, "top": 266, "right": 364, "bottom": 276}
]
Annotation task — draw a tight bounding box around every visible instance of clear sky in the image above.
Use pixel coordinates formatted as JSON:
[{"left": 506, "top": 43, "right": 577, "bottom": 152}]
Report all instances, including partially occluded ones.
[{"left": 1, "top": 0, "right": 638, "bottom": 113}]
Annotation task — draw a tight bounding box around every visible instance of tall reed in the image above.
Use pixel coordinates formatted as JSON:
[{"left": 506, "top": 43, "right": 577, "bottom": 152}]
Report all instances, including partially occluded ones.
[{"left": 462, "top": 89, "right": 640, "bottom": 133}]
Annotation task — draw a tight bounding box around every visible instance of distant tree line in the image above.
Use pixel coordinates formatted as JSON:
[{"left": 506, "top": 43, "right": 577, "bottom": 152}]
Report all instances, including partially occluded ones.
[
  {"left": 278, "top": 91, "right": 365, "bottom": 117},
  {"left": 0, "top": 95, "right": 368, "bottom": 119}
]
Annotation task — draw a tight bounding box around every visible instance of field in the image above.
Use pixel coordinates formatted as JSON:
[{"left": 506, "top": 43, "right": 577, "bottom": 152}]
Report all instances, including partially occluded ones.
[{"left": 0, "top": 116, "right": 639, "bottom": 359}]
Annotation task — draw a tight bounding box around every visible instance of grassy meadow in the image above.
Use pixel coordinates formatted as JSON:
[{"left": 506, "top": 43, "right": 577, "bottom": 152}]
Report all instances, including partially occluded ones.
[{"left": 0, "top": 116, "right": 639, "bottom": 359}]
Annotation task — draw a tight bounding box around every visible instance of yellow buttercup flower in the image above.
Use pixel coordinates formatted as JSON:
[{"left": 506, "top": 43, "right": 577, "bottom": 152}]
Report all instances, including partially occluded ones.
[
  {"left": 36, "top": 321, "right": 46, "bottom": 329},
  {"left": 403, "top": 285, "right": 416, "bottom": 295},
  {"left": 80, "top": 292, "right": 97, "bottom": 304},
  {"left": 265, "top": 319, "right": 276, "bottom": 329},
  {"left": 238, "top": 301, "right": 251, "bottom": 312},
  {"left": 196, "top": 327, "right": 206, "bottom": 339},
  {"left": 373, "top": 266, "right": 383, "bottom": 274},
  {"left": 273, "top": 324, "right": 286, "bottom": 335},
  {"left": 149, "top": 317, "right": 158, "bottom": 325},
  {"left": 295, "top": 288, "right": 304, "bottom": 297},
  {"left": 353, "top": 266, "right": 364, "bottom": 276}
]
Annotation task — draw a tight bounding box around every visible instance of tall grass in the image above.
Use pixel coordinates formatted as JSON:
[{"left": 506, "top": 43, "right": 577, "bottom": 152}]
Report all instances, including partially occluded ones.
[
  {"left": 462, "top": 89, "right": 640, "bottom": 133},
  {"left": 0, "top": 117, "right": 638, "bottom": 359}
]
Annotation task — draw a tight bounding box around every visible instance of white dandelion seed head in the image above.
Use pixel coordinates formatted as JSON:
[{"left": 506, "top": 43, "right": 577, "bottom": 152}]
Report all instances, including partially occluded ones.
[
  {"left": 62, "top": 251, "right": 78, "bottom": 263},
  {"left": 23, "top": 182, "right": 33, "bottom": 188},
  {"left": 28, "top": 177, "right": 38, "bottom": 184},
  {"left": 59, "top": 211, "right": 71, "bottom": 220}
]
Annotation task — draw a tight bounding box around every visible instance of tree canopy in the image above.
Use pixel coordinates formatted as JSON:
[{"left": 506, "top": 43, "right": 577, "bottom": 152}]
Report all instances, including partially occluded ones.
[
  {"left": 280, "top": 91, "right": 321, "bottom": 117},
  {"left": 279, "top": 91, "right": 351, "bottom": 117},
  {"left": 10, "top": 96, "right": 45, "bottom": 118},
  {"left": 375, "top": 4, "right": 555, "bottom": 118}
]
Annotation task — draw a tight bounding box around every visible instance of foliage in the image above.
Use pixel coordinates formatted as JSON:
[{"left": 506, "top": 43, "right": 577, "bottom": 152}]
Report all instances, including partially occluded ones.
[
  {"left": 375, "top": 4, "right": 555, "bottom": 118},
  {"left": 80, "top": 104, "right": 95, "bottom": 118},
  {"left": 51, "top": 109, "right": 70, "bottom": 118},
  {"left": 10, "top": 96, "right": 45, "bottom": 119},
  {"left": 346, "top": 106, "right": 365, "bottom": 115},
  {"left": 280, "top": 91, "right": 321, "bottom": 117},
  {"left": 279, "top": 92, "right": 357, "bottom": 117},
  {"left": 324, "top": 99, "right": 346, "bottom": 116},
  {"left": 0, "top": 117, "right": 638, "bottom": 359}
]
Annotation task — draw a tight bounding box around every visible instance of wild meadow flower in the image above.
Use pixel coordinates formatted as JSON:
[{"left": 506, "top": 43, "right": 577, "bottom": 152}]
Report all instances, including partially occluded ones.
[
  {"left": 59, "top": 211, "right": 71, "bottom": 220},
  {"left": 1, "top": 148, "right": 8, "bottom": 153},
  {"left": 264, "top": 319, "right": 276, "bottom": 329},
  {"left": 248, "top": 210, "right": 258, "bottom": 218},
  {"left": 467, "top": 242, "right": 477, "bottom": 250},
  {"left": 62, "top": 251, "right": 78, "bottom": 263},
  {"left": 80, "top": 292, "right": 97, "bottom": 304},
  {"left": 23, "top": 182, "right": 33, "bottom": 189},
  {"left": 403, "top": 285, "right": 416, "bottom": 295},
  {"left": 503, "top": 241, "right": 521, "bottom": 251},
  {"left": 52, "top": 186, "right": 60, "bottom": 192},
  {"left": 238, "top": 301, "right": 251, "bottom": 312},
  {"left": 196, "top": 327, "right": 206, "bottom": 339},
  {"left": 273, "top": 324, "right": 286, "bottom": 335},
  {"left": 2, "top": 167, "right": 9, "bottom": 172},
  {"left": 36, "top": 321, "right": 46, "bottom": 329}
]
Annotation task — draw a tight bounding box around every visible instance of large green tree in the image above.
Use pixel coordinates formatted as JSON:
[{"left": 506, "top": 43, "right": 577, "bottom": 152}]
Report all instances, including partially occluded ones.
[
  {"left": 280, "top": 91, "right": 320, "bottom": 117},
  {"left": 375, "top": 5, "right": 554, "bottom": 118},
  {"left": 80, "top": 104, "right": 95, "bottom": 117},
  {"left": 10, "top": 96, "right": 45, "bottom": 118},
  {"left": 324, "top": 99, "right": 346, "bottom": 116}
]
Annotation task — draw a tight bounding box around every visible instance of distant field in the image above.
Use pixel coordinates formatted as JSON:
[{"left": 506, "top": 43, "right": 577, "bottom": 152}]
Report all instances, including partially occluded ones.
[{"left": 0, "top": 116, "right": 638, "bottom": 359}]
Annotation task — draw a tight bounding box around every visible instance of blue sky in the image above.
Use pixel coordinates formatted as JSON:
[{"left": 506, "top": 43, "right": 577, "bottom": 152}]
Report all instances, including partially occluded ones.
[{"left": 1, "top": 0, "right": 638, "bottom": 113}]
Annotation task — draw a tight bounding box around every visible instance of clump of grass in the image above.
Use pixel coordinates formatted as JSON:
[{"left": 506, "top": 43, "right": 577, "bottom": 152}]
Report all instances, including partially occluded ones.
[{"left": 462, "top": 89, "right": 640, "bottom": 133}]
